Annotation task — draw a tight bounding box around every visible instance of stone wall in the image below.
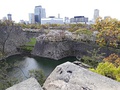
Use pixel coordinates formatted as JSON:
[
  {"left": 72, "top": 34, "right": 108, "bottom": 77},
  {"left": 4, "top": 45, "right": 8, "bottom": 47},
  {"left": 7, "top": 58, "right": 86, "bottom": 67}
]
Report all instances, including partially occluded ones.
[
  {"left": 24, "top": 31, "right": 43, "bottom": 39},
  {"left": 32, "top": 30, "right": 120, "bottom": 60},
  {"left": 32, "top": 39, "right": 120, "bottom": 60},
  {"left": 33, "top": 40, "right": 74, "bottom": 60},
  {"left": 0, "top": 26, "right": 28, "bottom": 56},
  {"left": 0, "top": 26, "right": 45, "bottom": 59}
]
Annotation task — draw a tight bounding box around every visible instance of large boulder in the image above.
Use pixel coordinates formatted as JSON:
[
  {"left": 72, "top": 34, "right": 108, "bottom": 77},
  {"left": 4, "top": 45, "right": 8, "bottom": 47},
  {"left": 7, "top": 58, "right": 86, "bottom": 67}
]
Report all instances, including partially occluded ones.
[
  {"left": 43, "top": 62, "right": 120, "bottom": 90},
  {"left": 6, "top": 78, "right": 43, "bottom": 90}
]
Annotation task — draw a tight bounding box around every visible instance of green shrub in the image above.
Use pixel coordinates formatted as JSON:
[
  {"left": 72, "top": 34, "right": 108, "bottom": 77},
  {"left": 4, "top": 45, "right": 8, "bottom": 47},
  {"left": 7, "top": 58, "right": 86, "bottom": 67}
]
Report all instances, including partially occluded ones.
[
  {"left": 26, "top": 38, "right": 36, "bottom": 46},
  {"left": 81, "top": 48, "right": 105, "bottom": 67},
  {"left": 81, "top": 56, "right": 99, "bottom": 67},
  {"left": 68, "top": 23, "right": 86, "bottom": 32},
  {"left": 29, "top": 69, "right": 45, "bottom": 86},
  {"left": 0, "top": 60, "right": 18, "bottom": 90},
  {"left": 74, "top": 29, "right": 93, "bottom": 36},
  {"left": 90, "top": 62, "right": 120, "bottom": 81},
  {"left": 20, "top": 38, "right": 36, "bottom": 51}
]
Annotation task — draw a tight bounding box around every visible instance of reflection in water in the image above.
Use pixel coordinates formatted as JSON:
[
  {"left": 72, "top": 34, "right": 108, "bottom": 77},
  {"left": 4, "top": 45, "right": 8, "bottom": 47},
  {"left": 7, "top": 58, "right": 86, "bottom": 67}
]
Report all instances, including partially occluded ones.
[{"left": 6, "top": 55, "right": 77, "bottom": 81}]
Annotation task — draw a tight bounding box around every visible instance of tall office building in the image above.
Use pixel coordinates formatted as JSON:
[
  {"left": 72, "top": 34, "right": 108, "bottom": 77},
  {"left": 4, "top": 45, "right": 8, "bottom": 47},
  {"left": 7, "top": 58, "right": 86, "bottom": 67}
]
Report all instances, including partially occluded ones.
[
  {"left": 41, "top": 8, "right": 46, "bottom": 18},
  {"left": 58, "top": 14, "right": 60, "bottom": 18},
  {"left": 94, "top": 9, "right": 99, "bottom": 21},
  {"left": 7, "top": 14, "right": 12, "bottom": 21},
  {"left": 29, "top": 13, "right": 35, "bottom": 24},
  {"left": 34, "top": 5, "right": 46, "bottom": 23}
]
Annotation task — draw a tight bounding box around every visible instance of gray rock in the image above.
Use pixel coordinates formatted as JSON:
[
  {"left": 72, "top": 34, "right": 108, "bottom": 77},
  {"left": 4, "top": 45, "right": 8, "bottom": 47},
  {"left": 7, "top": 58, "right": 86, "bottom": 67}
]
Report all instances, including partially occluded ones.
[
  {"left": 6, "top": 78, "right": 43, "bottom": 90},
  {"left": 43, "top": 62, "right": 120, "bottom": 90},
  {"left": 0, "top": 26, "right": 28, "bottom": 56}
]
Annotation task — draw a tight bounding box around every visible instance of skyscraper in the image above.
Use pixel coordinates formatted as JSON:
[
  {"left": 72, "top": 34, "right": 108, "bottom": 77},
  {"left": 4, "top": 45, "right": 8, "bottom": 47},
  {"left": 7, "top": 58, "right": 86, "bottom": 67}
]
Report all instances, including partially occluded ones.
[
  {"left": 7, "top": 14, "right": 12, "bottom": 21},
  {"left": 29, "top": 13, "right": 35, "bottom": 24},
  {"left": 41, "top": 8, "right": 46, "bottom": 18},
  {"left": 94, "top": 9, "right": 99, "bottom": 21},
  {"left": 34, "top": 5, "right": 46, "bottom": 24}
]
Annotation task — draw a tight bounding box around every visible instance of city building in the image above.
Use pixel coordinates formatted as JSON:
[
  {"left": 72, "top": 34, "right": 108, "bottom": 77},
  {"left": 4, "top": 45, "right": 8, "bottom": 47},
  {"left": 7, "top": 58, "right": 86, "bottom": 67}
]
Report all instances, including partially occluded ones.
[
  {"left": 29, "top": 13, "right": 35, "bottom": 24},
  {"left": 7, "top": 14, "right": 12, "bottom": 21},
  {"left": 19, "top": 20, "right": 25, "bottom": 24},
  {"left": 64, "top": 17, "right": 70, "bottom": 24},
  {"left": 41, "top": 16, "right": 64, "bottom": 24},
  {"left": 41, "top": 8, "right": 46, "bottom": 18},
  {"left": 19, "top": 20, "right": 29, "bottom": 24},
  {"left": 2, "top": 17, "right": 7, "bottom": 21},
  {"left": 70, "top": 16, "right": 88, "bottom": 24},
  {"left": 34, "top": 5, "right": 46, "bottom": 24},
  {"left": 58, "top": 14, "right": 60, "bottom": 18},
  {"left": 49, "top": 16, "right": 55, "bottom": 18},
  {"left": 104, "top": 16, "right": 111, "bottom": 19},
  {"left": 94, "top": 9, "right": 99, "bottom": 21}
]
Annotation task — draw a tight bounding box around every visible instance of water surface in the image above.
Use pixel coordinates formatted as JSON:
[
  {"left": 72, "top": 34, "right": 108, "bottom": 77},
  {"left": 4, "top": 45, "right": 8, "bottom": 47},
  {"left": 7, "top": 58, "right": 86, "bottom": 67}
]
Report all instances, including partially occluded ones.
[{"left": 6, "top": 55, "right": 77, "bottom": 80}]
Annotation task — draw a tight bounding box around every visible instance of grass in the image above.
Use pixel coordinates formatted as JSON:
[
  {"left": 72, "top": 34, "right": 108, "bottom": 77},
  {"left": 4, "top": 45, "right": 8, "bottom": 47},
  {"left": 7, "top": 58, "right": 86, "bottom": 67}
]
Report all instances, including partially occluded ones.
[
  {"left": 26, "top": 38, "right": 36, "bottom": 46},
  {"left": 20, "top": 38, "right": 36, "bottom": 51}
]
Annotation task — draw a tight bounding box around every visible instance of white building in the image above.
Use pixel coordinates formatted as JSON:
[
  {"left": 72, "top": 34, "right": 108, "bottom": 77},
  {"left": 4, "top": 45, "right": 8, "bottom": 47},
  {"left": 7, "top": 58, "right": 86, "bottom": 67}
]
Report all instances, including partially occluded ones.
[
  {"left": 94, "top": 9, "right": 99, "bottom": 21},
  {"left": 41, "top": 17, "right": 64, "bottom": 24},
  {"left": 64, "top": 17, "right": 70, "bottom": 24},
  {"left": 2, "top": 17, "right": 7, "bottom": 21},
  {"left": 29, "top": 13, "right": 35, "bottom": 24}
]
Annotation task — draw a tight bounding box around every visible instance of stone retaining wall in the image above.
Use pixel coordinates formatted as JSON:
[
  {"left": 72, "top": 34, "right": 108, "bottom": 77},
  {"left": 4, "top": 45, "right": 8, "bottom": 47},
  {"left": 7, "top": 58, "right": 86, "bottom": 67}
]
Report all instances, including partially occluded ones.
[{"left": 32, "top": 40, "right": 120, "bottom": 60}]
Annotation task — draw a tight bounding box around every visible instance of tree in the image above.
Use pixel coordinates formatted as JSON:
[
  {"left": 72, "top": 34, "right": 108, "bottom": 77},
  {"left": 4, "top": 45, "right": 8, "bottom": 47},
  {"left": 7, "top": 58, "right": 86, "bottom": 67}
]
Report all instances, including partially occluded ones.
[
  {"left": 0, "top": 60, "right": 18, "bottom": 90},
  {"left": 0, "top": 26, "right": 12, "bottom": 55},
  {"left": 103, "top": 53, "right": 120, "bottom": 67},
  {"left": 0, "top": 21, "right": 28, "bottom": 57},
  {"left": 29, "top": 69, "right": 45, "bottom": 86},
  {"left": 80, "top": 48, "right": 105, "bottom": 67},
  {"left": 0, "top": 21, "right": 14, "bottom": 55},
  {"left": 94, "top": 17, "right": 120, "bottom": 47}
]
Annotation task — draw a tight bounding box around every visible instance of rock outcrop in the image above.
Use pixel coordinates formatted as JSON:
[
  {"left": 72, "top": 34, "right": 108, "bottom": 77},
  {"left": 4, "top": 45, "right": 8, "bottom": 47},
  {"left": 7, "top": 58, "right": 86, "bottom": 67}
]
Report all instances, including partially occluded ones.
[
  {"left": 6, "top": 78, "right": 43, "bottom": 90},
  {"left": 43, "top": 62, "right": 120, "bottom": 90}
]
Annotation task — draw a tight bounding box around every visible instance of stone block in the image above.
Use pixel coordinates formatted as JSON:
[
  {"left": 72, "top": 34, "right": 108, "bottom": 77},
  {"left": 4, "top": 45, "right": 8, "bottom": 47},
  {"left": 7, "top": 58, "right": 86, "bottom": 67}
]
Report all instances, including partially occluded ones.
[{"left": 6, "top": 78, "right": 43, "bottom": 90}]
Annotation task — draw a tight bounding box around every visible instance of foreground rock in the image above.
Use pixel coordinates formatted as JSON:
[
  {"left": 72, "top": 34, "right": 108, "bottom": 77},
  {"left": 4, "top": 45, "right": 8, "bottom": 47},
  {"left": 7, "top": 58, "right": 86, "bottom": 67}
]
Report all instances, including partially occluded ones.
[
  {"left": 6, "top": 78, "right": 43, "bottom": 90},
  {"left": 43, "top": 62, "right": 120, "bottom": 90},
  {"left": 7, "top": 62, "right": 120, "bottom": 90}
]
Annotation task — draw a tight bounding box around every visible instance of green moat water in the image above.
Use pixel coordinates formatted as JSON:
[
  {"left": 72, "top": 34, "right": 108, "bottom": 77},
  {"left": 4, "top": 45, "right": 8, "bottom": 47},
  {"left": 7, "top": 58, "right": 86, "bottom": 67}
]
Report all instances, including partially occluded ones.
[{"left": 6, "top": 55, "right": 77, "bottom": 80}]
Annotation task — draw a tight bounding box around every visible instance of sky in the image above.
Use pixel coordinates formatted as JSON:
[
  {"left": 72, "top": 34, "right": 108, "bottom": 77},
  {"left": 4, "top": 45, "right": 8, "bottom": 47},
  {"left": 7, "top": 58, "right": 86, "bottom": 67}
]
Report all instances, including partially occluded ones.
[{"left": 0, "top": 0, "right": 120, "bottom": 22}]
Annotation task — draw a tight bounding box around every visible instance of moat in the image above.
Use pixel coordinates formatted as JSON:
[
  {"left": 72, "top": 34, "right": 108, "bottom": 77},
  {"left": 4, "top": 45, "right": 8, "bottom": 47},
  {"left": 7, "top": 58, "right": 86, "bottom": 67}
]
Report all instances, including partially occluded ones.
[{"left": 6, "top": 55, "right": 77, "bottom": 80}]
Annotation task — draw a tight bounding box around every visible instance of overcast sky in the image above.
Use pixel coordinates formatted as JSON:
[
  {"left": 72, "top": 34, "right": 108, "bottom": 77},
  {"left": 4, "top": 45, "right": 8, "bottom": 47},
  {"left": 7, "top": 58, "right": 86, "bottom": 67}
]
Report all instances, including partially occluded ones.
[{"left": 0, "top": 0, "right": 119, "bottom": 22}]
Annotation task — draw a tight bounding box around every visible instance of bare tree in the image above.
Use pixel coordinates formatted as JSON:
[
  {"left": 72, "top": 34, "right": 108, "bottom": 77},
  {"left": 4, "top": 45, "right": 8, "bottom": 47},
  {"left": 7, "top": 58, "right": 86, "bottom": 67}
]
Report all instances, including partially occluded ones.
[{"left": 0, "top": 20, "right": 28, "bottom": 57}]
